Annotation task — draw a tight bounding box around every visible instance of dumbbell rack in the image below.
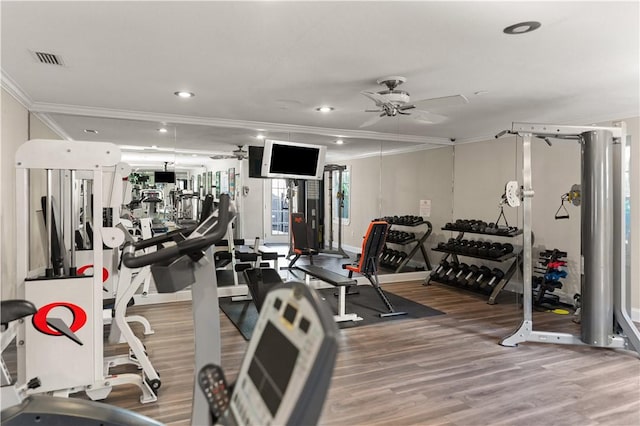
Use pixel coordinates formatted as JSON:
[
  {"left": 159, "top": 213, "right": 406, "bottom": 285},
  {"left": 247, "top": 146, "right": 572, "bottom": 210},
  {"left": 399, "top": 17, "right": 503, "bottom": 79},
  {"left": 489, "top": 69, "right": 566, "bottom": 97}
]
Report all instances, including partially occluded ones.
[
  {"left": 426, "top": 226, "right": 522, "bottom": 304},
  {"left": 380, "top": 218, "right": 433, "bottom": 273}
]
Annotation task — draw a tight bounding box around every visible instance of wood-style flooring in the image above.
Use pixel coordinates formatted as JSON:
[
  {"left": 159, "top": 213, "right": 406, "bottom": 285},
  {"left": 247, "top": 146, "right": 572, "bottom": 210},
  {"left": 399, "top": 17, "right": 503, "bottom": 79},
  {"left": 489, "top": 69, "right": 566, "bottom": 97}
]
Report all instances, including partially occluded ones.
[{"left": 5, "top": 281, "right": 640, "bottom": 425}]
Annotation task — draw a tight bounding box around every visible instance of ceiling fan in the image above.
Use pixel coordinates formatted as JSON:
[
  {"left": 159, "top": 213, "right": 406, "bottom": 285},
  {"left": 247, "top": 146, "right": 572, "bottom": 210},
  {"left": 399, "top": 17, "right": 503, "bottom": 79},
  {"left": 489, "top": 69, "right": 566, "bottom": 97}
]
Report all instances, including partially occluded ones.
[
  {"left": 210, "top": 145, "right": 249, "bottom": 160},
  {"left": 360, "top": 76, "right": 468, "bottom": 128}
]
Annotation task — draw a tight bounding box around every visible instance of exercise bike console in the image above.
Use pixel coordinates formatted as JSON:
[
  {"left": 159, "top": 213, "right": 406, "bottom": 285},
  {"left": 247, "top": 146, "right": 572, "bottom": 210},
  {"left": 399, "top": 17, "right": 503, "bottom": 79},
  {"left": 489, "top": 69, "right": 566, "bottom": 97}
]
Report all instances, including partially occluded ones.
[{"left": 199, "top": 281, "right": 339, "bottom": 426}]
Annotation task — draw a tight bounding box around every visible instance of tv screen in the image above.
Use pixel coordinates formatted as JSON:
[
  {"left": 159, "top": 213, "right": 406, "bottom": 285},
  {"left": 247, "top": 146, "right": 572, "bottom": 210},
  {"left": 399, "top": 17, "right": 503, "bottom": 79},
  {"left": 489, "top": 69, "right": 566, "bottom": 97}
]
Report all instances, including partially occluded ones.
[
  {"left": 261, "top": 140, "right": 326, "bottom": 180},
  {"left": 248, "top": 146, "right": 266, "bottom": 178},
  {"left": 154, "top": 171, "right": 176, "bottom": 183}
]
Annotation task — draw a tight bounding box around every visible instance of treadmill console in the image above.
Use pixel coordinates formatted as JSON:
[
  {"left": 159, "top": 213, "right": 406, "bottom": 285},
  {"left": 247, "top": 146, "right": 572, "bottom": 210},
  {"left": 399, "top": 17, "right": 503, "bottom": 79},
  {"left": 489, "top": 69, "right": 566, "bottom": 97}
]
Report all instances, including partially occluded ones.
[{"left": 200, "top": 281, "right": 338, "bottom": 426}]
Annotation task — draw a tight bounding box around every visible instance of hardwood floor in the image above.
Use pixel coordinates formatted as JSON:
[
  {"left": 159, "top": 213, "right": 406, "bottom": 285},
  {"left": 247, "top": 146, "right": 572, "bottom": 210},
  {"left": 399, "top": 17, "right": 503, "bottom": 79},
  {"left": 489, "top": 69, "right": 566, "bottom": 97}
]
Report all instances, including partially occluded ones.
[{"left": 5, "top": 281, "right": 640, "bottom": 425}]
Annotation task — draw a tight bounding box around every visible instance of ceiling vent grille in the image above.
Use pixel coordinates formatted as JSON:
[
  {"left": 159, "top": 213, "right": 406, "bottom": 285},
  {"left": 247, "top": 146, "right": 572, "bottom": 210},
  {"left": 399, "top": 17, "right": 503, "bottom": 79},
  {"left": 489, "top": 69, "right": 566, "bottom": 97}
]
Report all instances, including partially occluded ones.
[{"left": 31, "top": 51, "right": 64, "bottom": 66}]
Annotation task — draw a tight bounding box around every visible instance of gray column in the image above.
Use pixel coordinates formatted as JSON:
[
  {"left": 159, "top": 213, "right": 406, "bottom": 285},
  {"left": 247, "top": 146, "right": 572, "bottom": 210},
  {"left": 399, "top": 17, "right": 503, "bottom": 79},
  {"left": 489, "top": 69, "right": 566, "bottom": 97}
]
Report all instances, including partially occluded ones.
[{"left": 580, "top": 129, "right": 614, "bottom": 346}]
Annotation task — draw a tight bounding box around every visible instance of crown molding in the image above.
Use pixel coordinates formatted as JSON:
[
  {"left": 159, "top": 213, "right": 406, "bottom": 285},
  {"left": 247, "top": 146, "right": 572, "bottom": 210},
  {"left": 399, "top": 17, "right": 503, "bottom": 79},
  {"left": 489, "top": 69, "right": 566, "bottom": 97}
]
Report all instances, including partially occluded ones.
[
  {"left": 32, "top": 112, "right": 74, "bottom": 141},
  {"left": 1, "top": 69, "right": 33, "bottom": 109},
  {"left": 332, "top": 141, "right": 445, "bottom": 162},
  {"left": 29, "top": 102, "right": 454, "bottom": 146}
]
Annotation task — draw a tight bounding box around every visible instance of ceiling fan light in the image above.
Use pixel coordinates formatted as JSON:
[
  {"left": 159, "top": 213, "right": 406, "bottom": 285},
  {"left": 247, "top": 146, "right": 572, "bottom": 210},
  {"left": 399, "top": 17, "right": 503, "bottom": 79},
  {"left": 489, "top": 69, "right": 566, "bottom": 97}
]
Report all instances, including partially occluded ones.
[{"left": 335, "top": 139, "right": 344, "bottom": 145}]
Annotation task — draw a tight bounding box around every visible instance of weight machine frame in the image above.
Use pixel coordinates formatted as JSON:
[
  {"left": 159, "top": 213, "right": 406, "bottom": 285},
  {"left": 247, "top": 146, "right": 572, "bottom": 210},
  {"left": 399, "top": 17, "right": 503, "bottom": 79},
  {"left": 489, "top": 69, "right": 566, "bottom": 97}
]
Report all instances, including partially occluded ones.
[
  {"left": 321, "top": 164, "right": 349, "bottom": 258},
  {"left": 500, "top": 122, "right": 639, "bottom": 356}
]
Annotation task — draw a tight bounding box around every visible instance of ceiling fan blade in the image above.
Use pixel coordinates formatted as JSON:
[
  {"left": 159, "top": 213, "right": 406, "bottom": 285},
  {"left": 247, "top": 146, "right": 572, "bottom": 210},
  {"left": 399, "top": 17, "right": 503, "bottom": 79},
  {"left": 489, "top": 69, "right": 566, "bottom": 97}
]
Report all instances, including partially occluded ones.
[
  {"left": 411, "top": 94, "right": 469, "bottom": 110},
  {"left": 360, "top": 91, "right": 388, "bottom": 107},
  {"left": 364, "top": 109, "right": 383, "bottom": 113},
  {"left": 359, "top": 113, "right": 385, "bottom": 128},
  {"left": 413, "top": 110, "right": 448, "bottom": 124}
]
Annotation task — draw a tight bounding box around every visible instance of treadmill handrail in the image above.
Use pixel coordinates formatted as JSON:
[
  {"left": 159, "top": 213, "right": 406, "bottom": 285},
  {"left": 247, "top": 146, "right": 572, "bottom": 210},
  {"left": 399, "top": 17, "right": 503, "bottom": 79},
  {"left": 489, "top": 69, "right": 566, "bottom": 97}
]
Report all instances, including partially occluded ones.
[{"left": 122, "top": 195, "right": 231, "bottom": 269}]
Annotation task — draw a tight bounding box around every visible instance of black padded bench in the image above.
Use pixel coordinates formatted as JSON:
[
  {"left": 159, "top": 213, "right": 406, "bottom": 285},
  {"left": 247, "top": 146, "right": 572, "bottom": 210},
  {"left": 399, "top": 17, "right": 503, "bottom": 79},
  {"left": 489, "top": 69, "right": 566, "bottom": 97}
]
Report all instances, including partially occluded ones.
[{"left": 295, "top": 265, "right": 362, "bottom": 323}]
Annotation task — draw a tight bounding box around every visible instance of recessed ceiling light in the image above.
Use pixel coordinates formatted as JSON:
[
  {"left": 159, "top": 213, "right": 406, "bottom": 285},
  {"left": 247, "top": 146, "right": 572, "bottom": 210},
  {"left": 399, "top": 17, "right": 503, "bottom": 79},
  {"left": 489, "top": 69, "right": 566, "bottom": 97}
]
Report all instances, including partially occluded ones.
[
  {"left": 192, "top": 154, "right": 197, "bottom": 157},
  {"left": 503, "top": 21, "right": 541, "bottom": 35},
  {"left": 151, "top": 145, "right": 158, "bottom": 149},
  {"left": 83, "top": 129, "right": 98, "bottom": 134},
  {"left": 256, "top": 134, "right": 265, "bottom": 140},
  {"left": 158, "top": 128, "right": 168, "bottom": 133},
  {"left": 335, "top": 139, "right": 344, "bottom": 145},
  {"left": 174, "top": 91, "right": 195, "bottom": 98},
  {"left": 316, "top": 106, "right": 334, "bottom": 113}
]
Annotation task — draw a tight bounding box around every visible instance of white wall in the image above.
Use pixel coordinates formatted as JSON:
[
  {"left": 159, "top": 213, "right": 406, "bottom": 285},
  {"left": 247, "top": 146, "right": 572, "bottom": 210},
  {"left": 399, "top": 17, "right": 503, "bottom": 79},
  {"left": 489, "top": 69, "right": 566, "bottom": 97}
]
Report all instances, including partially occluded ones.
[
  {"left": 336, "top": 146, "right": 455, "bottom": 269},
  {"left": 452, "top": 118, "right": 639, "bottom": 315},
  {"left": 1, "top": 89, "right": 28, "bottom": 299},
  {"left": 206, "top": 158, "right": 265, "bottom": 241},
  {"left": 1, "top": 90, "right": 64, "bottom": 300}
]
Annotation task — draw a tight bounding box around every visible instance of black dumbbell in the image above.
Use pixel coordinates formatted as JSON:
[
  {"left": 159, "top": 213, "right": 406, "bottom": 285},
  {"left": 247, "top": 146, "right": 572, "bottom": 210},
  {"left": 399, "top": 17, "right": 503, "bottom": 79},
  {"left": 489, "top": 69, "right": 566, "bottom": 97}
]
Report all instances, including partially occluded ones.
[
  {"left": 477, "top": 242, "right": 492, "bottom": 257},
  {"left": 462, "top": 265, "right": 481, "bottom": 287},
  {"left": 487, "top": 242, "right": 504, "bottom": 258},
  {"left": 394, "top": 252, "right": 408, "bottom": 268},
  {"left": 468, "top": 241, "right": 481, "bottom": 255},
  {"left": 443, "top": 263, "right": 460, "bottom": 283},
  {"left": 484, "top": 268, "right": 505, "bottom": 290},
  {"left": 452, "top": 263, "right": 471, "bottom": 286},
  {"left": 432, "top": 260, "right": 450, "bottom": 278},
  {"left": 475, "top": 266, "right": 493, "bottom": 289}
]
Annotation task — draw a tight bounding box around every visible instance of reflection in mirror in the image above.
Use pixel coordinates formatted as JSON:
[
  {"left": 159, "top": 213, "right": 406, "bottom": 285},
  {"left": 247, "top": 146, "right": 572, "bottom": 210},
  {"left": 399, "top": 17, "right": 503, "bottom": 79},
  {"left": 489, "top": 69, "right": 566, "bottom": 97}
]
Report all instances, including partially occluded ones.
[{"left": 376, "top": 140, "right": 455, "bottom": 275}]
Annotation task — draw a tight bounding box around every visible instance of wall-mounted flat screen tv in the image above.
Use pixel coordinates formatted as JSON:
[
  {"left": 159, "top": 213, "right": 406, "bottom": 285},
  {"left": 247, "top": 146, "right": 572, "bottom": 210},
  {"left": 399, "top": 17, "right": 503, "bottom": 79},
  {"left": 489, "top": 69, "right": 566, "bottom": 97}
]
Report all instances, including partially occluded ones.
[
  {"left": 261, "top": 140, "right": 326, "bottom": 180},
  {"left": 154, "top": 171, "right": 176, "bottom": 183}
]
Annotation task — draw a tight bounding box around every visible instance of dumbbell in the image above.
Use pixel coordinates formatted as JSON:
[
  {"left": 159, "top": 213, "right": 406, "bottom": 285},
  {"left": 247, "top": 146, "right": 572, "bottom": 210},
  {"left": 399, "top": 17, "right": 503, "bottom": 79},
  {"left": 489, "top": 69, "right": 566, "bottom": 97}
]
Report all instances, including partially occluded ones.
[
  {"left": 484, "top": 222, "right": 498, "bottom": 234},
  {"left": 387, "top": 250, "right": 402, "bottom": 265},
  {"left": 432, "top": 260, "right": 450, "bottom": 279},
  {"left": 456, "top": 239, "right": 469, "bottom": 254},
  {"left": 487, "top": 242, "right": 504, "bottom": 258},
  {"left": 484, "top": 268, "right": 505, "bottom": 290},
  {"left": 381, "top": 249, "right": 394, "bottom": 265},
  {"left": 439, "top": 262, "right": 459, "bottom": 282},
  {"left": 464, "top": 240, "right": 478, "bottom": 255},
  {"left": 394, "top": 252, "right": 408, "bottom": 268},
  {"left": 544, "top": 269, "right": 567, "bottom": 281},
  {"left": 452, "top": 263, "right": 471, "bottom": 286},
  {"left": 461, "top": 265, "right": 481, "bottom": 287},
  {"left": 477, "top": 242, "right": 492, "bottom": 257},
  {"left": 443, "top": 262, "right": 460, "bottom": 283},
  {"left": 475, "top": 266, "right": 493, "bottom": 289},
  {"left": 532, "top": 275, "right": 543, "bottom": 290}
]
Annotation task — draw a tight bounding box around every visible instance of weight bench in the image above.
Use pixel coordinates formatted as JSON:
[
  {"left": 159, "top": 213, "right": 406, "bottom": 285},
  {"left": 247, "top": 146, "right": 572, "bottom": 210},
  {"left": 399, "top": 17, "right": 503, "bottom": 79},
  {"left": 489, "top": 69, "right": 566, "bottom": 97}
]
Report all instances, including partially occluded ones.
[
  {"left": 287, "top": 213, "right": 319, "bottom": 269},
  {"left": 295, "top": 264, "right": 362, "bottom": 323},
  {"left": 343, "top": 221, "right": 407, "bottom": 318}
]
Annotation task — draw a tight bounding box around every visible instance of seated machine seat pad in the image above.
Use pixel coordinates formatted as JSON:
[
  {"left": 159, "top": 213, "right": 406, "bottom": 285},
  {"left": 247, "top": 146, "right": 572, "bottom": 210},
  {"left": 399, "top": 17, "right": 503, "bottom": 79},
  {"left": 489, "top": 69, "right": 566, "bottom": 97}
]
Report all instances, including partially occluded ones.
[
  {"left": 295, "top": 265, "right": 356, "bottom": 287},
  {"left": 1, "top": 300, "right": 37, "bottom": 326}
]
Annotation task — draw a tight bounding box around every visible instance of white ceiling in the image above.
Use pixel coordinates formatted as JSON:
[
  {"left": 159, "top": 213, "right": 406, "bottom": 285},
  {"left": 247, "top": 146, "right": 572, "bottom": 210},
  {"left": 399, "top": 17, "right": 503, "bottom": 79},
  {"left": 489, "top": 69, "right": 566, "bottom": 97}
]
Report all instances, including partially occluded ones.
[{"left": 2, "top": 1, "right": 639, "bottom": 165}]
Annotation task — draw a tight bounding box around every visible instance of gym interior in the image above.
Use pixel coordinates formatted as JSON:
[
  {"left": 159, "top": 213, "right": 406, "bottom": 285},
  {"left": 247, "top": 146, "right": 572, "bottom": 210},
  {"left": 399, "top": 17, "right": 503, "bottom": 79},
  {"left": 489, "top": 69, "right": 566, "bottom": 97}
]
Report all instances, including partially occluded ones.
[{"left": 1, "top": 2, "right": 639, "bottom": 426}]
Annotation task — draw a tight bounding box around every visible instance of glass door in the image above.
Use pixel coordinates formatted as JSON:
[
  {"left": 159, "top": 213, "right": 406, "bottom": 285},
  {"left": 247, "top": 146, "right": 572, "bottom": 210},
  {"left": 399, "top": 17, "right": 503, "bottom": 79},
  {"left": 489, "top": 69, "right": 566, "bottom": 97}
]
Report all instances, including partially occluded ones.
[{"left": 263, "top": 178, "right": 289, "bottom": 243}]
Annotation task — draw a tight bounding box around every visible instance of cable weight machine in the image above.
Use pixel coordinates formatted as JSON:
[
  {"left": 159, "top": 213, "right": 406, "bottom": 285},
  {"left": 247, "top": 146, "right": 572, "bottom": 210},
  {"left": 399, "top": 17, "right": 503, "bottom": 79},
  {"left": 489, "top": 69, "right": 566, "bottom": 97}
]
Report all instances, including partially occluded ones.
[
  {"left": 498, "top": 122, "right": 639, "bottom": 355},
  {"left": 322, "top": 164, "right": 349, "bottom": 258}
]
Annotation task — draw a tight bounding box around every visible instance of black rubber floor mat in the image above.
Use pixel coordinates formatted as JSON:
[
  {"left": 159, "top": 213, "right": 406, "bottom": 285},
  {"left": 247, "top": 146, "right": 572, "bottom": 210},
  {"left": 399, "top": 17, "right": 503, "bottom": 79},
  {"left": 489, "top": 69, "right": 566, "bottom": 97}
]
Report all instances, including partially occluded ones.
[{"left": 316, "top": 286, "right": 445, "bottom": 329}]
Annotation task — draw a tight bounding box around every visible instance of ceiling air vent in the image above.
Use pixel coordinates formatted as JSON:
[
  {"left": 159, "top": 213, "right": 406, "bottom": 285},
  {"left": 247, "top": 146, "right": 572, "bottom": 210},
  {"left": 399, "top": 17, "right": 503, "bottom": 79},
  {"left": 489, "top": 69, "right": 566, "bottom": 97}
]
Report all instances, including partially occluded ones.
[{"left": 31, "top": 51, "right": 64, "bottom": 66}]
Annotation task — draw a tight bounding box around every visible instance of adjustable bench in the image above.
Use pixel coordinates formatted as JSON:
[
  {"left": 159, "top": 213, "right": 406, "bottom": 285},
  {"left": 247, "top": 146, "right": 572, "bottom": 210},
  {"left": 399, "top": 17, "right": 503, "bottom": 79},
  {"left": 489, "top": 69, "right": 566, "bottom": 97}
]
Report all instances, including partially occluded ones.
[{"left": 295, "top": 264, "right": 362, "bottom": 323}]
